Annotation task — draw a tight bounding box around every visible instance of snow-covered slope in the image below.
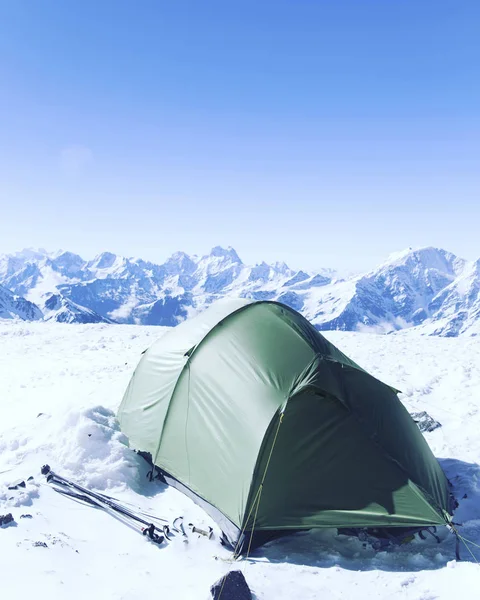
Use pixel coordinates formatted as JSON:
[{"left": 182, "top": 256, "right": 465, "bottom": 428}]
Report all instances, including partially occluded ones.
[
  {"left": 43, "top": 293, "right": 112, "bottom": 324},
  {"left": 420, "top": 259, "right": 480, "bottom": 337},
  {"left": 303, "top": 247, "right": 467, "bottom": 333},
  {"left": 0, "top": 284, "right": 43, "bottom": 321},
  {"left": 1, "top": 245, "right": 480, "bottom": 335},
  {"left": 0, "top": 321, "right": 479, "bottom": 599},
  {"left": 0, "top": 252, "right": 88, "bottom": 308}
]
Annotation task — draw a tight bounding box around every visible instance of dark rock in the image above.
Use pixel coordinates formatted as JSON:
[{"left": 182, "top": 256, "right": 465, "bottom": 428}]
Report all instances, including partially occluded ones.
[
  {"left": 8, "top": 479, "right": 26, "bottom": 490},
  {"left": 0, "top": 513, "right": 15, "bottom": 527},
  {"left": 20, "top": 514, "right": 33, "bottom": 519},
  {"left": 210, "top": 570, "right": 252, "bottom": 600},
  {"left": 32, "top": 541, "right": 48, "bottom": 548},
  {"left": 410, "top": 411, "right": 442, "bottom": 433}
]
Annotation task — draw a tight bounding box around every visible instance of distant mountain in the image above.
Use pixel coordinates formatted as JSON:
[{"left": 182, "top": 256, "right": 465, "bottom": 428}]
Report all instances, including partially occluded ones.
[
  {"left": 0, "top": 283, "right": 43, "bottom": 321},
  {"left": 0, "top": 246, "right": 334, "bottom": 326},
  {"left": 43, "top": 293, "right": 112, "bottom": 324},
  {"left": 0, "top": 245, "right": 479, "bottom": 336},
  {"left": 301, "top": 247, "right": 466, "bottom": 334},
  {"left": 417, "top": 258, "right": 480, "bottom": 337}
]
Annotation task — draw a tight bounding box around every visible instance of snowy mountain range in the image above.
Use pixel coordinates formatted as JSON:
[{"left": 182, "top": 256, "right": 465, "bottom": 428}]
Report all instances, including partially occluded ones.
[{"left": 0, "top": 246, "right": 479, "bottom": 336}]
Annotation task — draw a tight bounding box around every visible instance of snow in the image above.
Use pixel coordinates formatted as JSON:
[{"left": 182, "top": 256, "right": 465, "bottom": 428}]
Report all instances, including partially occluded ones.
[
  {"left": 381, "top": 247, "right": 465, "bottom": 277},
  {"left": 108, "top": 284, "right": 141, "bottom": 322},
  {"left": 302, "top": 278, "right": 357, "bottom": 323},
  {"left": 24, "top": 262, "right": 74, "bottom": 306},
  {"left": 1, "top": 322, "right": 480, "bottom": 599}
]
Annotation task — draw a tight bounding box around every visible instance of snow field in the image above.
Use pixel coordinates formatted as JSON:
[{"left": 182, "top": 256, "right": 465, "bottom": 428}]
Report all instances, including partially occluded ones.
[{"left": 1, "top": 321, "right": 479, "bottom": 599}]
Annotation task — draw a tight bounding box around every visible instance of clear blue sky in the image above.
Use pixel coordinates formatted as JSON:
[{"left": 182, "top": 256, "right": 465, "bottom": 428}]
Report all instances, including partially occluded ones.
[{"left": 0, "top": 0, "right": 479, "bottom": 271}]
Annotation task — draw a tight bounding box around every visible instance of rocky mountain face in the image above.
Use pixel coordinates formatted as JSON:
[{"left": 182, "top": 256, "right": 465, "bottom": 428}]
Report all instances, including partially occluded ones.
[
  {"left": 301, "top": 247, "right": 467, "bottom": 334},
  {"left": 0, "top": 246, "right": 479, "bottom": 336},
  {"left": 417, "top": 258, "right": 480, "bottom": 337},
  {"left": 43, "top": 293, "right": 112, "bottom": 324},
  {"left": 0, "top": 283, "right": 43, "bottom": 321}
]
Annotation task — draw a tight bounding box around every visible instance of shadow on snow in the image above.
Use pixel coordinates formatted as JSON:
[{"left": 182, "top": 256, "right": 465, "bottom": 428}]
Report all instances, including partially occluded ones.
[{"left": 245, "top": 458, "right": 480, "bottom": 572}]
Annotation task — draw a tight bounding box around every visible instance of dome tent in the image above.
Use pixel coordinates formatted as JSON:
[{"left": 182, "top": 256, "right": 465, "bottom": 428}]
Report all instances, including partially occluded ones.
[{"left": 118, "top": 299, "right": 453, "bottom": 551}]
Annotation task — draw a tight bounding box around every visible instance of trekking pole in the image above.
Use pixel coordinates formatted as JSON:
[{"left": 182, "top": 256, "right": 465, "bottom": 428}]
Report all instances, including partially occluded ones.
[{"left": 41, "top": 465, "right": 168, "bottom": 544}]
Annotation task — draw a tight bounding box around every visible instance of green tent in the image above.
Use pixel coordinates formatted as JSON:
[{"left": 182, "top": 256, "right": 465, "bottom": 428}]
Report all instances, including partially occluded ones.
[{"left": 118, "top": 299, "right": 452, "bottom": 550}]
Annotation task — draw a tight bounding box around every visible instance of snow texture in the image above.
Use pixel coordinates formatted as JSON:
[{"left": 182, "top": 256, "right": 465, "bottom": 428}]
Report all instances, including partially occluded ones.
[{"left": 1, "top": 321, "right": 479, "bottom": 599}]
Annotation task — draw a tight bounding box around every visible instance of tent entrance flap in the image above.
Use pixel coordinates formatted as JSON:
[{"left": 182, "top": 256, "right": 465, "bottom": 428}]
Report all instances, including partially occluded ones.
[{"left": 246, "top": 389, "right": 446, "bottom": 534}]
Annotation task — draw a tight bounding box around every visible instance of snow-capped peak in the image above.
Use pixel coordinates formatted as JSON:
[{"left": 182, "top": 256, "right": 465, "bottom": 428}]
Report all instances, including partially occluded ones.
[
  {"left": 89, "top": 252, "right": 119, "bottom": 270},
  {"left": 50, "top": 251, "right": 86, "bottom": 276},
  {"left": 163, "top": 251, "right": 197, "bottom": 276},
  {"left": 208, "top": 246, "right": 242, "bottom": 264},
  {"left": 381, "top": 246, "right": 465, "bottom": 276},
  {"left": 11, "top": 247, "right": 52, "bottom": 261},
  {"left": 273, "top": 261, "right": 291, "bottom": 275},
  {"left": 169, "top": 251, "right": 192, "bottom": 263}
]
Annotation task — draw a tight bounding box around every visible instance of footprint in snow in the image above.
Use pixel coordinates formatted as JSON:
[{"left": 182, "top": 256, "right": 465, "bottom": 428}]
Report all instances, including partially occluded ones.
[{"left": 400, "top": 575, "right": 416, "bottom": 587}]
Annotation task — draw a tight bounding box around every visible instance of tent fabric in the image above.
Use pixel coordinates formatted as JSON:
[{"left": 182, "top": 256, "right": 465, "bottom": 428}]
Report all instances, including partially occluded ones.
[{"left": 118, "top": 300, "right": 452, "bottom": 549}]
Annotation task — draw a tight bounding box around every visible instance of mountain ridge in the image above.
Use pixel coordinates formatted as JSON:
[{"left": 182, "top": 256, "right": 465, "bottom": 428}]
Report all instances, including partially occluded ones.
[{"left": 0, "top": 246, "right": 479, "bottom": 336}]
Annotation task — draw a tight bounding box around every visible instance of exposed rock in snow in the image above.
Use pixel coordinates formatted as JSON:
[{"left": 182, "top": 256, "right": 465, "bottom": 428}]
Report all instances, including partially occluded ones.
[
  {"left": 410, "top": 411, "right": 442, "bottom": 433},
  {"left": 0, "top": 513, "right": 15, "bottom": 527},
  {"left": 210, "top": 570, "right": 253, "bottom": 600}
]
